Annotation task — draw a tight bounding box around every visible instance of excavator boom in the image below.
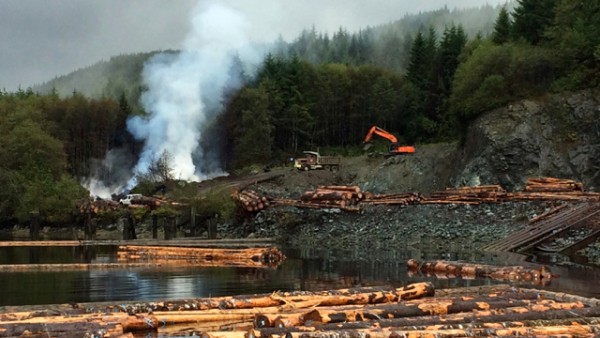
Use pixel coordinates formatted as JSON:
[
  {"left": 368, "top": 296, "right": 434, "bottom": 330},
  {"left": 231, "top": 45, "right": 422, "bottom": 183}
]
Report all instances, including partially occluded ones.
[
  {"left": 363, "top": 126, "right": 398, "bottom": 144},
  {"left": 363, "top": 125, "right": 415, "bottom": 155}
]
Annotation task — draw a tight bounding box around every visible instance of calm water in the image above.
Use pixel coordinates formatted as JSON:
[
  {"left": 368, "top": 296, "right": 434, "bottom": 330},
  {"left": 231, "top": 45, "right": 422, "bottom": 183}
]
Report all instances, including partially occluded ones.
[{"left": 1, "top": 242, "right": 599, "bottom": 307}]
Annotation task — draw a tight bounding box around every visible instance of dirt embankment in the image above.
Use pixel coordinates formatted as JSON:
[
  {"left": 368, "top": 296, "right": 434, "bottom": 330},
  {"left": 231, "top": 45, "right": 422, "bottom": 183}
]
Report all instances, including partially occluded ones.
[{"left": 229, "top": 88, "right": 600, "bottom": 265}]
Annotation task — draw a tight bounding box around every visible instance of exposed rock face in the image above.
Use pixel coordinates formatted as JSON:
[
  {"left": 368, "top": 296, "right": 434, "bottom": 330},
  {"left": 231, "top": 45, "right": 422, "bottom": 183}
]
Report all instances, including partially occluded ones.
[{"left": 456, "top": 88, "right": 600, "bottom": 191}]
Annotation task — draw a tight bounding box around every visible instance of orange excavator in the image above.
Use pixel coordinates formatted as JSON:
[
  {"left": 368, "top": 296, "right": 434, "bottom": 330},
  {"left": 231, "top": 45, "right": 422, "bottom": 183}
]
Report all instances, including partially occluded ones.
[{"left": 363, "top": 126, "right": 415, "bottom": 155}]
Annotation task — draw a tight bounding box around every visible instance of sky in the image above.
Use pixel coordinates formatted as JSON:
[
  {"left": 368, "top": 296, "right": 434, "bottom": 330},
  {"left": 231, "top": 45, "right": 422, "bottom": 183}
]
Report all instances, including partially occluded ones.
[{"left": 0, "top": 0, "right": 507, "bottom": 92}]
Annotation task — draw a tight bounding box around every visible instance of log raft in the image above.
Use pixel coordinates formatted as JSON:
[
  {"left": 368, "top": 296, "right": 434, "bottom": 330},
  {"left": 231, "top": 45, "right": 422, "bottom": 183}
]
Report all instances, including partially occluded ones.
[{"left": 2, "top": 280, "right": 600, "bottom": 337}]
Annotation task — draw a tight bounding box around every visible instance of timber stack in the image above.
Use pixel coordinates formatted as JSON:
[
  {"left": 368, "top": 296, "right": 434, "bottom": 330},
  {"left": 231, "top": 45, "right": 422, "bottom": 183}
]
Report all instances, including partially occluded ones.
[
  {"left": 362, "top": 192, "right": 423, "bottom": 205},
  {"left": 2, "top": 280, "right": 600, "bottom": 337},
  {"left": 231, "top": 177, "right": 599, "bottom": 213},
  {"left": 269, "top": 185, "right": 363, "bottom": 212},
  {"left": 116, "top": 245, "right": 285, "bottom": 268},
  {"left": 232, "top": 190, "right": 271, "bottom": 212},
  {"left": 423, "top": 185, "right": 506, "bottom": 205},
  {"left": 300, "top": 185, "right": 364, "bottom": 207},
  {"left": 507, "top": 177, "right": 599, "bottom": 201},
  {"left": 76, "top": 198, "right": 120, "bottom": 214}
]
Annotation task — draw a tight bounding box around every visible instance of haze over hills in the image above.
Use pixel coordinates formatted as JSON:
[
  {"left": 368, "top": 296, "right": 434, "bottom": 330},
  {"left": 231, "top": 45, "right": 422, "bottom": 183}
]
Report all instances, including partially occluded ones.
[{"left": 33, "top": 3, "right": 509, "bottom": 104}]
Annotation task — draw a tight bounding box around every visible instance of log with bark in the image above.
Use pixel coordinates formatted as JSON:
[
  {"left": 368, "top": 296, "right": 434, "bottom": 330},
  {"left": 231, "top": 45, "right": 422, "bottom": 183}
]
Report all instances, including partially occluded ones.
[
  {"left": 300, "top": 186, "right": 364, "bottom": 207},
  {"left": 254, "top": 297, "right": 576, "bottom": 328},
  {"left": 362, "top": 192, "right": 422, "bottom": 205},
  {"left": 270, "top": 198, "right": 361, "bottom": 212},
  {"left": 0, "top": 312, "right": 159, "bottom": 336},
  {"left": 231, "top": 190, "right": 270, "bottom": 212},
  {"left": 407, "top": 259, "right": 554, "bottom": 284},
  {"left": 526, "top": 177, "right": 584, "bottom": 192},
  {"left": 244, "top": 323, "right": 599, "bottom": 338},
  {"left": 87, "top": 283, "right": 434, "bottom": 315},
  {"left": 116, "top": 245, "right": 285, "bottom": 268}
]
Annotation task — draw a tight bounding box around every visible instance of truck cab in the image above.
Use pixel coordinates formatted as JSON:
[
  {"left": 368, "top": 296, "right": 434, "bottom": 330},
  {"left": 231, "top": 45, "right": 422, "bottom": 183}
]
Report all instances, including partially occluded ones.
[{"left": 294, "top": 151, "right": 340, "bottom": 171}]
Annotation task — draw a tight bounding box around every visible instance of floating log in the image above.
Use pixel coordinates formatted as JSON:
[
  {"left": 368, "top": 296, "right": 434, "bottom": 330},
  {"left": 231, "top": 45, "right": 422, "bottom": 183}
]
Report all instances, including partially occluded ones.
[
  {"left": 305, "top": 303, "right": 596, "bottom": 331},
  {"left": 407, "top": 259, "right": 554, "bottom": 284},
  {"left": 245, "top": 324, "right": 599, "bottom": 338},
  {"left": 116, "top": 245, "right": 285, "bottom": 268},
  {"left": 90, "top": 283, "right": 434, "bottom": 314},
  {"left": 0, "top": 312, "right": 158, "bottom": 336},
  {"left": 256, "top": 297, "right": 571, "bottom": 328},
  {"left": 0, "top": 262, "right": 162, "bottom": 272},
  {"left": 4, "top": 282, "right": 600, "bottom": 338}
]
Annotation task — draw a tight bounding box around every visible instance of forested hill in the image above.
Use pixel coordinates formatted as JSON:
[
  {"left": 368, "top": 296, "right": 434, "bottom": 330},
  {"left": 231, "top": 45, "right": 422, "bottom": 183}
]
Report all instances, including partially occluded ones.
[
  {"left": 34, "top": 51, "right": 160, "bottom": 115},
  {"left": 33, "top": 4, "right": 508, "bottom": 108},
  {"left": 3, "top": 0, "right": 598, "bottom": 227}
]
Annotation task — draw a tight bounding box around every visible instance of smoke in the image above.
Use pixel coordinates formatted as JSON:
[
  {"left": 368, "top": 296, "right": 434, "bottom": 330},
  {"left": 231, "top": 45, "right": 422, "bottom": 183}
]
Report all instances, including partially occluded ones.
[
  {"left": 126, "top": 1, "right": 260, "bottom": 188},
  {"left": 83, "top": 147, "right": 136, "bottom": 199}
]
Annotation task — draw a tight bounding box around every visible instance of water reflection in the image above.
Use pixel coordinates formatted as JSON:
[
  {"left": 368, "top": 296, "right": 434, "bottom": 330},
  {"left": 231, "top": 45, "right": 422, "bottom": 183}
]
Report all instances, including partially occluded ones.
[{"left": 0, "top": 245, "right": 599, "bottom": 307}]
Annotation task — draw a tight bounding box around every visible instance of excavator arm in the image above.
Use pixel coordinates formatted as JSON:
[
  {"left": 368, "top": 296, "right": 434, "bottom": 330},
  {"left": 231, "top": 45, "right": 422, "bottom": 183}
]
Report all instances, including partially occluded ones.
[
  {"left": 363, "top": 125, "right": 415, "bottom": 155},
  {"left": 363, "top": 126, "right": 398, "bottom": 144}
]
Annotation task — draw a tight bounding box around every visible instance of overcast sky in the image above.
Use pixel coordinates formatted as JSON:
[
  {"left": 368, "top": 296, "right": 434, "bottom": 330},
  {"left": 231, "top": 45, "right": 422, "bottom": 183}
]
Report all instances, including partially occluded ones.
[{"left": 0, "top": 0, "right": 506, "bottom": 91}]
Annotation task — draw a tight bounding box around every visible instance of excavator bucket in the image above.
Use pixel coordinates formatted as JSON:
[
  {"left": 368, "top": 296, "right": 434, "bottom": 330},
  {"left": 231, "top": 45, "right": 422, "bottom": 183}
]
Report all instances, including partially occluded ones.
[{"left": 363, "top": 142, "right": 373, "bottom": 151}]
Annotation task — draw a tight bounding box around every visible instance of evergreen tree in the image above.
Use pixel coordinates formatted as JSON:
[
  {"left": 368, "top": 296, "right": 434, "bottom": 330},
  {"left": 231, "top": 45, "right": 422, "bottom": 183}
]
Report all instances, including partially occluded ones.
[
  {"left": 545, "top": 0, "right": 600, "bottom": 87},
  {"left": 232, "top": 87, "right": 273, "bottom": 167},
  {"left": 492, "top": 7, "right": 512, "bottom": 44},
  {"left": 438, "top": 24, "right": 467, "bottom": 109},
  {"left": 511, "top": 0, "right": 557, "bottom": 45},
  {"left": 406, "top": 32, "right": 428, "bottom": 90}
]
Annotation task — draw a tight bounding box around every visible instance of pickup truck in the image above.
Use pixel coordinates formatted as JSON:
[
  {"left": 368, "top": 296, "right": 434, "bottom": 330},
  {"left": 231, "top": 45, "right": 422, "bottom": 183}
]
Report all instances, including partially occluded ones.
[
  {"left": 119, "top": 193, "right": 143, "bottom": 205},
  {"left": 294, "top": 151, "right": 341, "bottom": 171}
]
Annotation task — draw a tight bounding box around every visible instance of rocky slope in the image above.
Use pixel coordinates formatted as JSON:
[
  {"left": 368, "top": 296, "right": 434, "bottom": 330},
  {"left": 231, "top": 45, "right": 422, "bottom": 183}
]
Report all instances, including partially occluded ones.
[{"left": 457, "top": 88, "right": 600, "bottom": 192}]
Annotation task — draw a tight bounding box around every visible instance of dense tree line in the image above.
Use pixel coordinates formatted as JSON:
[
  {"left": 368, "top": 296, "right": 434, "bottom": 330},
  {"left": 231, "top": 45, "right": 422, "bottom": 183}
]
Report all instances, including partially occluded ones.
[
  {"left": 220, "top": 0, "right": 600, "bottom": 164},
  {"left": 0, "top": 89, "right": 137, "bottom": 226}
]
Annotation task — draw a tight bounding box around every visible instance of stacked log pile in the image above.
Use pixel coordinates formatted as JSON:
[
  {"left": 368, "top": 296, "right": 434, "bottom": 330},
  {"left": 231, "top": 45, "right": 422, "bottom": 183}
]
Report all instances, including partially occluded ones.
[
  {"left": 116, "top": 245, "right": 285, "bottom": 269},
  {"left": 270, "top": 186, "right": 363, "bottom": 212},
  {"left": 525, "top": 177, "right": 584, "bottom": 192},
  {"left": 76, "top": 195, "right": 186, "bottom": 215},
  {"left": 232, "top": 177, "right": 598, "bottom": 213},
  {"left": 423, "top": 185, "right": 507, "bottom": 205},
  {"left": 76, "top": 198, "right": 121, "bottom": 214},
  {"left": 4, "top": 281, "right": 599, "bottom": 337},
  {"left": 407, "top": 259, "right": 554, "bottom": 285},
  {"left": 362, "top": 192, "right": 423, "bottom": 205},
  {"left": 506, "top": 177, "right": 600, "bottom": 201},
  {"left": 231, "top": 190, "right": 271, "bottom": 212},
  {"left": 300, "top": 185, "right": 364, "bottom": 207}
]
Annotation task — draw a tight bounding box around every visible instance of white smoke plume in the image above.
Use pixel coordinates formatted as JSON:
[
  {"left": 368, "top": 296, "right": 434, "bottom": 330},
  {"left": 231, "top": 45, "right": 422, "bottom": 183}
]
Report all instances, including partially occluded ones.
[
  {"left": 83, "top": 147, "right": 136, "bottom": 199},
  {"left": 126, "top": 1, "right": 260, "bottom": 189}
]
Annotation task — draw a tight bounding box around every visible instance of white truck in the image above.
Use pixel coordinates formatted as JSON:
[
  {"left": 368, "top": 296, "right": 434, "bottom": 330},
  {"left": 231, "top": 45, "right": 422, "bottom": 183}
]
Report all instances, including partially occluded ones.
[
  {"left": 294, "top": 151, "right": 341, "bottom": 171},
  {"left": 119, "top": 193, "right": 143, "bottom": 205}
]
